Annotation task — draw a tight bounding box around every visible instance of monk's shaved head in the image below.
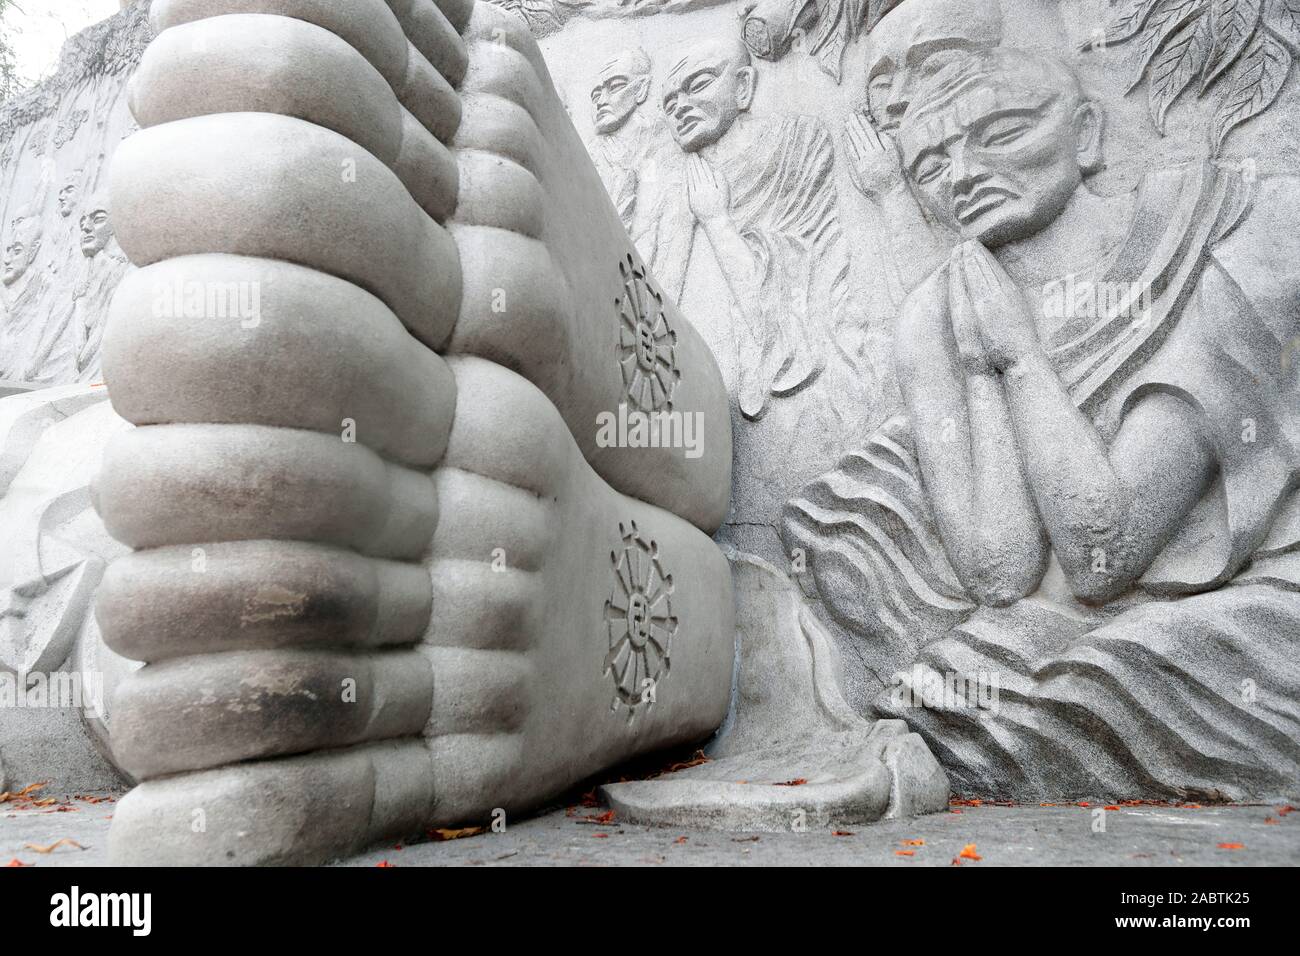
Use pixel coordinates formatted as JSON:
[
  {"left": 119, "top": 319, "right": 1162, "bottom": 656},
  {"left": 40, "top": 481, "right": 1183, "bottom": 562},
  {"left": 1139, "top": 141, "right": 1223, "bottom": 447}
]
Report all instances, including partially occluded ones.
[
  {"left": 662, "top": 37, "right": 755, "bottom": 152},
  {"left": 865, "top": 0, "right": 1003, "bottom": 130},
  {"left": 666, "top": 36, "right": 751, "bottom": 85},
  {"left": 592, "top": 47, "right": 654, "bottom": 134}
]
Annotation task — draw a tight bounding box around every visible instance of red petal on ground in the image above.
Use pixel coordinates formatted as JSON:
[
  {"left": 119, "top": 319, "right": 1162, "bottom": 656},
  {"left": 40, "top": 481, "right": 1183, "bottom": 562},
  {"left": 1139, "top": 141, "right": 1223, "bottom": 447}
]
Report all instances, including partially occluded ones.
[
  {"left": 895, "top": 850, "right": 915, "bottom": 857},
  {"left": 959, "top": 843, "right": 982, "bottom": 860},
  {"left": 773, "top": 778, "right": 808, "bottom": 787},
  {"left": 1217, "top": 843, "right": 1244, "bottom": 850}
]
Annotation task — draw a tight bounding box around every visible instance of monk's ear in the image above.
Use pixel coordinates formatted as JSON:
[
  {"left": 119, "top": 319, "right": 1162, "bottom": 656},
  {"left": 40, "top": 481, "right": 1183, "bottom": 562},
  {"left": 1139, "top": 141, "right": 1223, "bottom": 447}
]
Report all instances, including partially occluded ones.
[
  {"left": 633, "top": 75, "right": 650, "bottom": 106},
  {"left": 1074, "top": 101, "right": 1104, "bottom": 176},
  {"left": 736, "top": 64, "right": 757, "bottom": 111}
]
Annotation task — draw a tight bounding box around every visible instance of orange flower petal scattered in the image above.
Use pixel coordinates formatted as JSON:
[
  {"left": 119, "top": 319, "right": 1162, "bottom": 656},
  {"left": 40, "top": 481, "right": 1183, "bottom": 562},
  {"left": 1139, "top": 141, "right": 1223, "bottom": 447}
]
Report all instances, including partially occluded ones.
[
  {"left": 428, "top": 826, "right": 484, "bottom": 842},
  {"left": 24, "top": 839, "right": 83, "bottom": 854}
]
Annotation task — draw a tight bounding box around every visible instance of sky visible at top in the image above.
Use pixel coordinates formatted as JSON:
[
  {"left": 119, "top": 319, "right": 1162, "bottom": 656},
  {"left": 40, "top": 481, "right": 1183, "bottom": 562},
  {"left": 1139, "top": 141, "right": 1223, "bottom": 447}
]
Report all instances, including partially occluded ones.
[{"left": 3, "top": 0, "right": 122, "bottom": 87}]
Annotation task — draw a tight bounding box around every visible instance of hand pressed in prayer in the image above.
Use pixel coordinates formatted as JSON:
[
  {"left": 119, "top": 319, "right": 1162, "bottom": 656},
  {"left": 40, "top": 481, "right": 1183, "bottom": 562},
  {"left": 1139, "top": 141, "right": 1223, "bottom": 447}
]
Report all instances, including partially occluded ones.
[
  {"left": 685, "top": 154, "right": 731, "bottom": 224},
  {"left": 843, "top": 109, "right": 903, "bottom": 202},
  {"left": 948, "top": 254, "right": 995, "bottom": 377},
  {"left": 953, "top": 240, "right": 1040, "bottom": 373}
]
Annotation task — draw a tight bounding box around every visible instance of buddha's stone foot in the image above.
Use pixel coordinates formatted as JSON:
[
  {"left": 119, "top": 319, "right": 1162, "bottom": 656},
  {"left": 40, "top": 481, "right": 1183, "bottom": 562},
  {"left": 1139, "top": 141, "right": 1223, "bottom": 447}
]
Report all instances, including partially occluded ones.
[
  {"left": 120, "top": 0, "right": 730, "bottom": 531},
  {"left": 99, "top": 357, "right": 734, "bottom": 864},
  {"left": 98, "top": 0, "right": 736, "bottom": 865}
]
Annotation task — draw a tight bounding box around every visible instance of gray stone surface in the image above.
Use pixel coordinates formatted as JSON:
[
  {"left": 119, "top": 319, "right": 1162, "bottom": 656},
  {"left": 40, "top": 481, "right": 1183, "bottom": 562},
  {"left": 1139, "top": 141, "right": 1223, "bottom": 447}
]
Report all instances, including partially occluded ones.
[
  {"left": 0, "top": 387, "right": 135, "bottom": 793},
  {"left": 0, "top": 3, "right": 147, "bottom": 387},
  {"left": 86, "top": 0, "right": 750, "bottom": 866},
  {"left": 601, "top": 556, "right": 948, "bottom": 829},
  {"left": 3, "top": 790, "right": 1297, "bottom": 866},
  {"left": 5, "top": 0, "right": 1299, "bottom": 868},
  {"left": 529, "top": 0, "right": 1300, "bottom": 802}
]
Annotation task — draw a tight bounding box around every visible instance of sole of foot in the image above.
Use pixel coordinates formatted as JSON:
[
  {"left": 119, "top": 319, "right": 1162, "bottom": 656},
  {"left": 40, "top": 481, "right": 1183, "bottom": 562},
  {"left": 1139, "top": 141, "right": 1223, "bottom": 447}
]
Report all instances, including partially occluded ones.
[{"left": 99, "top": 357, "right": 735, "bottom": 865}]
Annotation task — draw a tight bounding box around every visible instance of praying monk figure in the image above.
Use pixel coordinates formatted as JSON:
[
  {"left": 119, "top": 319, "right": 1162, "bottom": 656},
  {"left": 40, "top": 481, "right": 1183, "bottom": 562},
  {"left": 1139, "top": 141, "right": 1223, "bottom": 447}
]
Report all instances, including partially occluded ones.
[
  {"left": 2, "top": 208, "right": 74, "bottom": 384},
  {"left": 786, "top": 46, "right": 1300, "bottom": 799},
  {"left": 587, "top": 49, "right": 691, "bottom": 300},
  {"left": 663, "top": 35, "right": 879, "bottom": 561},
  {"left": 841, "top": 0, "right": 1003, "bottom": 305},
  {"left": 72, "top": 192, "right": 131, "bottom": 382},
  {"left": 662, "top": 36, "right": 854, "bottom": 424}
]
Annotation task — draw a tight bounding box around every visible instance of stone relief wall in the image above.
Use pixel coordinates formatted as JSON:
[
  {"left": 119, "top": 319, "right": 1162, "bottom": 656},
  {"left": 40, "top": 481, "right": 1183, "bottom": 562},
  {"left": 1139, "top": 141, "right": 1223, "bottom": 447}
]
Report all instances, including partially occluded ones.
[
  {"left": 518, "top": 0, "right": 1300, "bottom": 799},
  {"left": 0, "top": 0, "right": 1294, "bottom": 832},
  {"left": 0, "top": 2, "right": 149, "bottom": 387},
  {"left": 0, "top": 3, "right": 151, "bottom": 792}
]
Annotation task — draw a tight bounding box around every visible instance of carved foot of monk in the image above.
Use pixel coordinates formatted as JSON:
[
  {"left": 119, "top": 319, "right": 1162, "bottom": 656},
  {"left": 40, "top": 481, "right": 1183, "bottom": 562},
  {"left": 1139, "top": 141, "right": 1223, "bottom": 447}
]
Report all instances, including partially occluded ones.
[{"left": 96, "top": 0, "right": 735, "bottom": 864}]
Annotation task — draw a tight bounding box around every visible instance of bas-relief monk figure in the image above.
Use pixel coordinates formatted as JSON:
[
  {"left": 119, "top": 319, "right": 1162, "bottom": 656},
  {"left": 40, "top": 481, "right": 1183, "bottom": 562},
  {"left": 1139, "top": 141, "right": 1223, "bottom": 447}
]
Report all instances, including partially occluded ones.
[
  {"left": 72, "top": 193, "right": 129, "bottom": 381},
  {"left": 841, "top": 0, "right": 1002, "bottom": 303},
  {"left": 662, "top": 36, "right": 856, "bottom": 423},
  {"left": 787, "top": 46, "right": 1300, "bottom": 799},
  {"left": 587, "top": 49, "right": 691, "bottom": 300},
  {"left": 57, "top": 178, "right": 81, "bottom": 219},
  {"left": 1, "top": 209, "right": 75, "bottom": 385}
]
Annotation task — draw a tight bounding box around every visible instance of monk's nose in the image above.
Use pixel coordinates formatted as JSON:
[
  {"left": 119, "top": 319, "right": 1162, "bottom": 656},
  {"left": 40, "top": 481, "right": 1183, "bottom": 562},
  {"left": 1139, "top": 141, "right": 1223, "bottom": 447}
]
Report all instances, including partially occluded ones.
[
  {"left": 885, "top": 71, "right": 909, "bottom": 125},
  {"left": 950, "top": 142, "right": 978, "bottom": 190}
]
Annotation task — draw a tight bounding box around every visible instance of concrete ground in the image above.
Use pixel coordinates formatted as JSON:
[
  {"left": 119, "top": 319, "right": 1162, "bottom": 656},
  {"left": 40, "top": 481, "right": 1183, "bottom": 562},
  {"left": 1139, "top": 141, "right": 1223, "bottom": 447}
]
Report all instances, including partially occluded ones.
[{"left": 3, "top": 784, "right": 1296, "bottom": 866}]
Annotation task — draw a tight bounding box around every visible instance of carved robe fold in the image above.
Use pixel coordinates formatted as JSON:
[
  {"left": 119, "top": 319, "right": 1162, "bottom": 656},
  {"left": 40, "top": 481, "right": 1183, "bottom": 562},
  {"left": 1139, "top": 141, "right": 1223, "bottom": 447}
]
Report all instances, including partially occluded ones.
[
  {"left": 709, "top": 115, "right": 850, "bottom": 422},
  {"left": 589, "top": 114, "right": 692, "bottom": 301},
  {"left": 1, "top": 268, "right": 75, "bottom": 385},
  {"left": 72, "top": 245, "right": 130, "bottom": 382}
]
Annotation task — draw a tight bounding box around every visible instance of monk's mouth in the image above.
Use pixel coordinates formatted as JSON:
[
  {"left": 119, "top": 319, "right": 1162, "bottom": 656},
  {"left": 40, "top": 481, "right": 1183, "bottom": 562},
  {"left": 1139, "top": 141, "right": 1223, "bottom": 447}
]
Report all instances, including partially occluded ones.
[
  {"left": 678, "top": 116, "right": 701, "bottom": 135},
  {"left": 955, "top": 188, "right": 1015, "bottom": 224}
]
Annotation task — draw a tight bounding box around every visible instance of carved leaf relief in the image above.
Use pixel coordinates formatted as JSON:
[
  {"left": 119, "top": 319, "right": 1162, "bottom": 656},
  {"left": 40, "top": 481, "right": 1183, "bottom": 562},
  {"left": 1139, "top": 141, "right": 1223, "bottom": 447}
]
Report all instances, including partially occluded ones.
[
  {"left": 1096, "top": 0, "right": 1295, "bottom": 145},
  {"left": 1212, "top": 26, "right": 1292, "bottom": 144}
]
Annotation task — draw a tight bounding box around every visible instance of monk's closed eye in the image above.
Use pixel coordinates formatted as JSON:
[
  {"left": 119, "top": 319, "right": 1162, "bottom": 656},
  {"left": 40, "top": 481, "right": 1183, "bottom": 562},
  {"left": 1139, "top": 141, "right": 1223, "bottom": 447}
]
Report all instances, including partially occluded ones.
[
  {"left": 978, "top": 118, "right": 1033, "bottom": 148},
  {"left": 687, "top": 72, "right": 717, "bottom": 94},
  {"left": 915, "top": 157, "right": 949, "bottom": 185}
]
